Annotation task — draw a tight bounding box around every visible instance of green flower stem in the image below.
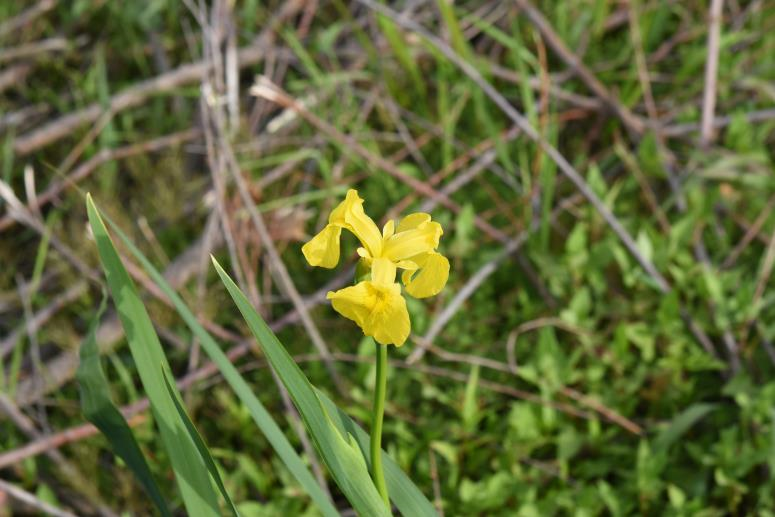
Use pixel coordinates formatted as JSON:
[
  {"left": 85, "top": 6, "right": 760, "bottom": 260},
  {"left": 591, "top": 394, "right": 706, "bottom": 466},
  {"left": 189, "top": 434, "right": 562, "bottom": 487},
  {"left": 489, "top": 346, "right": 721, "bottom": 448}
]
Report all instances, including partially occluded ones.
[{"left": 370, "top": 341, "right": 390, "bottom": 508}]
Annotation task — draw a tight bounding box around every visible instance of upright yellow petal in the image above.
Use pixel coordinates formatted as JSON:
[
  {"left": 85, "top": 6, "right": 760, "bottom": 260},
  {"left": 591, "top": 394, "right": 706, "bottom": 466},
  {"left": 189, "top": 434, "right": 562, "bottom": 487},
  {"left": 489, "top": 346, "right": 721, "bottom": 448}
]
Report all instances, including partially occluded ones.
[
  {"left": 327, "top": 280, "right": 410, "bottom": 346},
  {"left": 345, "top": 204, "right": 383, "bottom": 258},
  {"left": 396, "top": 212, "right": 431, "bottom": 232},
  {"left": 382, "top": 219, "right": 395, "bottom": 239},
  {"left": 328, "top": 189, "right": 362, "bottom": 226},
  {"left": 302, "top": 224, "right": 342, "bottom": 268},
  {"left": 382, "top": 221, "right": 443, "bottom": 262},
  {"left": 401, "top": 251, "right": 450, "bottom": 298},
  {"left": 325, "top": 189, "right": 383, "bottom": 258}
]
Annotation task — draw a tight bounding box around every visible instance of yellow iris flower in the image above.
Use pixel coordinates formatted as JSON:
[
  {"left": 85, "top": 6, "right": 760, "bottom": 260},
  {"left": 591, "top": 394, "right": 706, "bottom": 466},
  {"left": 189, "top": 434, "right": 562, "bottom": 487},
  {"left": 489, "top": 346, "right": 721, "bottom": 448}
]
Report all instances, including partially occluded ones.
[{"left": 302, "top": 189, "right": 449, "bottom": 346}]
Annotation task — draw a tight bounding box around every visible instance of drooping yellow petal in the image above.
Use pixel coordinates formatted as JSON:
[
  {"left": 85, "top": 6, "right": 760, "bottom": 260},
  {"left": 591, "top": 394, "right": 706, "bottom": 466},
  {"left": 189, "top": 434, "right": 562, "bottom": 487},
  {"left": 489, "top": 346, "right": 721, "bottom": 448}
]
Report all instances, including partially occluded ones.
[
  {"left": 366, "top": 285, "right": 410, "bottom": 346},
  {"left": 327, "top": 280, "right": 410, "bottom": 346},
  {"left": 302, "top": 224, "right": 342, "bottom": 268},
  {"left": 327, "top": 282, "right": 373, "bottom": 329},
  {"left": 382, "top": 221, "right": 443, "bottom": 262},
  {"left": 401, "top": 251, "right": 450, "bottom": 298},
  {"left": 396, "top": 212, "right": 431, "bottom": 233}
]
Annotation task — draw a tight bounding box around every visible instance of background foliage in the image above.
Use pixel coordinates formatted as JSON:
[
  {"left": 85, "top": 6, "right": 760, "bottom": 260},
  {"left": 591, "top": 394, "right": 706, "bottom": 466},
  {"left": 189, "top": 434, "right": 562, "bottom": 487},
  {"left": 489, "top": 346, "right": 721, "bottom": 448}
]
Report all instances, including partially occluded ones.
[{"left": 1, "top": 0, "right": 775, "bottom": 515}]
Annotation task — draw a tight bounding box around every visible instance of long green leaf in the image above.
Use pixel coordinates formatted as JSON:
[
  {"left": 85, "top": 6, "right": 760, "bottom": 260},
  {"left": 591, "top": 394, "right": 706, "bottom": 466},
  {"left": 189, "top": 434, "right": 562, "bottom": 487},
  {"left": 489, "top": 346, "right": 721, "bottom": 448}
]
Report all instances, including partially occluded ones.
[
  {"left": 317, "top": 390, "right": 439, "bottom": 517},
  {"left": 653, "top": 403, "right": 717, "bottom": 452},
  {"left": 100, "top": 211, "right": 340, "bottom": 517},
  {"left": 211, "top": 257, "right": 390, "bottom": 516},
  {"left": 162, "top": 370, "right": 239, "bottom": 517},
  {"left": 86, "top": 195, "right": 222, "bottom": 517},
  {"left": 77, "top": 294, "right": 172, "bottom": 517}
]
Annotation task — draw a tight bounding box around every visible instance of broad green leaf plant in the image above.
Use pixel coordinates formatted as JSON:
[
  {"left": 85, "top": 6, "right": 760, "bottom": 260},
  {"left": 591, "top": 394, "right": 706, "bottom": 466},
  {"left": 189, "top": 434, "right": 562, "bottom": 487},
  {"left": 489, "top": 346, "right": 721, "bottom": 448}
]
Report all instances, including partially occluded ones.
[{"left": 82, "top": 193, "right": 444, "bottom": 515}]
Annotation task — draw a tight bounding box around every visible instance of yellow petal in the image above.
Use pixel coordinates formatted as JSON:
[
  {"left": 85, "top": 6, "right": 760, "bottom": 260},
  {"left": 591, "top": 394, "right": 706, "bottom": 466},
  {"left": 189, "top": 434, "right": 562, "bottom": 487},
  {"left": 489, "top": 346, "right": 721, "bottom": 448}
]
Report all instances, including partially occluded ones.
[
  {"left": 395, "top": 260, "right": 419, "bottom": 271},
  {"left": 382, "top": 219, "right": 395, "bottom": 239},
  {"left": 382, "top": 221, "right": 443, "bottom": 262},
  {"left": 371, "top": 257, "right": 397, "bottom": 285},
  {"left": 327, "top": 280, "right": 410, "bottom": 346},
  {"left": 367, "top": 285, "right": 410, "bottom": 346},
  {"left": 328, "top": 189, "right": 362, "bottom": 226},
  {"left": 401, "top": 251, "right": 450, "bottom": 298},
  {"left": 323, "top": 189, "right": 384, "bottom": 258},
  {"left": 346, "top": 209, "right": 382, "bottom": 259},
  {"left": 327, "top": 282, "right": 373, "bottom": 329},
  {"left": 396, "top": 212, "right": 431, "bottom": 232},
  {"left": 329, "top": 189, "right": 383, "bottom": 257},
  {"left": 302, "top": 224, "right": 342, "bottom": 268}
]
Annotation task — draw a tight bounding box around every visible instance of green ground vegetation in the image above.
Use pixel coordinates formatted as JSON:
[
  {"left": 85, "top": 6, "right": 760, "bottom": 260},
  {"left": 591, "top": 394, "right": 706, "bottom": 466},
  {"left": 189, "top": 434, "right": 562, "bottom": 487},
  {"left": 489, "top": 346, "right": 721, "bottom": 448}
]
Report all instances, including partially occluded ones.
[{"left": 1, "top": 0, "right": 775, "bottom": 515}]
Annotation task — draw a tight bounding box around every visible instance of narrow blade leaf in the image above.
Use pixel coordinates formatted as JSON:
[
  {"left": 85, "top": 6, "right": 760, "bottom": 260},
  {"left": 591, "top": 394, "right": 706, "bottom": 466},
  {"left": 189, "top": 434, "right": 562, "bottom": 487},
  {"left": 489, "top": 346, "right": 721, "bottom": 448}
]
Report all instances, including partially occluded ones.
[
  {"left": 77, "top": 294, "right": 172, "bottom": 517},
  {"left": 318, "top": 390, "right": 439, "bottom": 517},
  {"left": 162, "top": 370, "right": 240, "bottom": 517},
  {"left": 100, "top": 210, "right": 339, "bottom": 517},
  {"left": 654, "top": 403, "right": 717, "bottom": 452},
  {"left": 86, "top": 195, "right": 222, "bottom": 517},
  {"left": 211, "top": 257, "right": 390, "bottom": 516}
]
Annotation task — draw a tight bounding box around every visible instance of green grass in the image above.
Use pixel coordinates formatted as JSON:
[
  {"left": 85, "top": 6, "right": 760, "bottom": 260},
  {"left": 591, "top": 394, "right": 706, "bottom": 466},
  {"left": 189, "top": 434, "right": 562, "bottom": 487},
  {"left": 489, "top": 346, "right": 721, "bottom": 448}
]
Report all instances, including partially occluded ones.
[{"left": 2, "top": 1, "right": 775, "bottom": 515}]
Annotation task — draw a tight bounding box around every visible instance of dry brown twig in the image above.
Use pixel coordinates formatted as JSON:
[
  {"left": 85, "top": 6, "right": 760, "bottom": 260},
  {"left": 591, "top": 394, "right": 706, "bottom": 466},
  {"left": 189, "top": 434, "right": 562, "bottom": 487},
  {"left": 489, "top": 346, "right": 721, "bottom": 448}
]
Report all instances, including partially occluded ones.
[
  {"left": 0, "top": 478, "right": 79, "bottom": 517},
  {"left": 0, "top": 0, "right": 56, "bottom": 39},
  {"left": 0, "top": 414, "right": 147, "bottom": 471},
  {"left": 722, "top": 195, "right": 775, "bottom": 269},
  {"left": 388, "top": 126, "right": 521, "bottom": 218},
  {"left": 0, "top": 37, "right": 75, "bottom": 64},
  {"left": 700, "top": 0, "right": 725, "bottom": 147},
  {"left": 0, "top": 281, "right": 88, "bottom": 360},
  {"left": 661, "top": 108, "right": 775, "bottom": 138},
  {"left": 0, "top": 103, "right": 49, "bottom": 133},
  {"left": 0, "top": 394, "right": 117, "bottom": 517},
  {"left": 505, "top": 317, "right": 590, "bottom": 373},
  {"left": 428, "top": 449, "right": 445, "bottom": 517},
  {"left": 626, "top": 0, "right": 687, "bottom": 212},
  {"left": 0, "top": 180, "right": 102, "bottom": 284},
  {"left": 0, "top": 63, "right": 33, "bottom": 94},
  {"left": 0, "top": 129, "right": 200, "bottom": 233}
]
